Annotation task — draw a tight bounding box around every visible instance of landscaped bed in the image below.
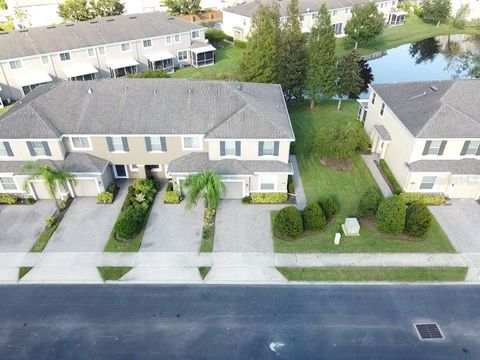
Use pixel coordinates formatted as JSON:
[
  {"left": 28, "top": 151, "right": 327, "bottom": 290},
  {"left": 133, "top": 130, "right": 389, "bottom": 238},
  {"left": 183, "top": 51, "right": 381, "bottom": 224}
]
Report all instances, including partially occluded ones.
[
  {"left": 98, "top": 267, "right": 132, "bottom": 281},
  {"left": 200, "top": 208, "right": 216, "bottom": 252},
  {"left": 277, "top": 267, "right": 468, "bottom": 282}
]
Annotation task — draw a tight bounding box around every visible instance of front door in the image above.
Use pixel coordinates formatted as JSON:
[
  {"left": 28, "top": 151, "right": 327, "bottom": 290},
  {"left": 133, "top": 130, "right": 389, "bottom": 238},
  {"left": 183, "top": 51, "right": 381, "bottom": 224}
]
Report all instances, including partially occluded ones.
[{"left": 113, "top": 165, "right": 127, "bottom": 178}]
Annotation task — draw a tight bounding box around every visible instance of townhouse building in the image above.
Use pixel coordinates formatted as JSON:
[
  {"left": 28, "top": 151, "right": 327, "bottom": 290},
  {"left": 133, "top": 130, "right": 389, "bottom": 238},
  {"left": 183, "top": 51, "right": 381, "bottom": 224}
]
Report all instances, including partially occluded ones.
[
  {"left": 0, "top": 78, "right": 294, "bottom": 200},
  {"left": 0, "top": 12, "right": 216, "bottom": 101},
  {"left": 222, "top": 0, "right": 406, "bottom": 41},
  {"left": 358, "top": 80, "right": 480, "bottom": 199}
]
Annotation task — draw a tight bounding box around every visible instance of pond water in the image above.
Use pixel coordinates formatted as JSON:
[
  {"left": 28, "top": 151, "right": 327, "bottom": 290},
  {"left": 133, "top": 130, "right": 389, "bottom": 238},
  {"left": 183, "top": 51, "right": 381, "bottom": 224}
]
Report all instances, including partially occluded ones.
[{"left": 365, "top": 34, "right": 480, "bottom": 85}]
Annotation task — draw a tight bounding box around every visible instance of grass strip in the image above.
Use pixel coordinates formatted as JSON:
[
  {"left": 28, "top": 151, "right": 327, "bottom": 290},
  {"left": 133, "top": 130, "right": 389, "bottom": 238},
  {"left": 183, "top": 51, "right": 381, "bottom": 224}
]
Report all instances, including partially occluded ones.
[
  {"left": 18, "top": 267, "right": 33, "bottom": 280},
  {"left": 98, "top": 267, "right": 132, "bottom": 281},
  {"left": 30, "top": 214, "right": 63, "bottom": 252},
  {"left": 200, "top": 208, "right": 216, "bottom": 252},
  {"left": 199, "top": 267, "right": 211, "bottom": 280}
]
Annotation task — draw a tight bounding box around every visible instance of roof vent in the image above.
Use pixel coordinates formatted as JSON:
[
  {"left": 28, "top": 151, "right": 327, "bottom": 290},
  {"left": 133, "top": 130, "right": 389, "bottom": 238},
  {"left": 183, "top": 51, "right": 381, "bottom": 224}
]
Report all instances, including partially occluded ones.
[
  {"left": 153, "top": 89, "right": 157, "bottom": 93},
  {"left": 90, "top": 20, "right": 98, "bottom": 24},
  {"left": 129, "top": 16, "right": 137, "bottom": 19},
  {"left": 188, "top": 88, "right": 193, "bottom": 94},
  {"left": 87, "top": 88, "right": 93, "bottom": 94},
  {"left": 168, "top": 17, "right": 175, "bottom": 21},
  {"left": 107, "top": 19, "right": 115, "bottom": 22},
  {"left": 124, "top": 86, "right": 128, "bottom": 90},
  {"left": 306, "top": 7, "right": 311, "bottom": 12},
  {"left": 46, "top": 25, "right": 56, "bottom": 29},
  {"left": 235, "top": 82, "right": 242, "bottom": 91},
  {"left": 19, "top": 29, "right": 28, "bottom": 33},
  {"left": 429, "top": 85, "right": 439, "bottom": 91},
  {"left": 66, "top": 23, "right": 74, "bottom": 27}
]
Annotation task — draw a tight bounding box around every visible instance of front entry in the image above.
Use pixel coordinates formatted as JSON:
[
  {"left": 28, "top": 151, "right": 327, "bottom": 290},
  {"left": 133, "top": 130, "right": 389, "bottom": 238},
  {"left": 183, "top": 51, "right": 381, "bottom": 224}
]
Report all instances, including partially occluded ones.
[{"left": 113, "top": 165, "right": 127, "bottom": 178}]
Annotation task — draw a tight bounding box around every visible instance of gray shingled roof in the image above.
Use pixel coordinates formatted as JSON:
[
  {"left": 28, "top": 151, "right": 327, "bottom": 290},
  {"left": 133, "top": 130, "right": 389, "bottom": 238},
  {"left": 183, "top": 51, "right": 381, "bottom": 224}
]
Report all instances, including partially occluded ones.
[
  {"left": 0, "top": 12, "right": 204, "bottom": 60},
  {"left": 371, "top": 80, "right": 480, "bottom": 138},
  {"left": 0, "top": 79, "right": 294, "bottom": 140},
  {"left": 224, "top": 0, "right": 384, "bottom": 17},
  {"left": 408, "top": 159, "right": 480, "bottom": 175},
  {"left": 168, "top": 152, "right": 293, "bottom": 175}
]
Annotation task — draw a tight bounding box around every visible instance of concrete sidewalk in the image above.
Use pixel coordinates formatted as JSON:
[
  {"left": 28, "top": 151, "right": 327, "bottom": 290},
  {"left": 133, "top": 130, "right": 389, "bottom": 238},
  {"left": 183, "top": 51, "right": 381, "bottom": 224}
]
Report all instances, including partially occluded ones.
[
  {"left": 290, "top": 155, "right": 307, "bottom": 209},
  {"left": 361, "top": 154, "right": 393, "bottom": 197}
]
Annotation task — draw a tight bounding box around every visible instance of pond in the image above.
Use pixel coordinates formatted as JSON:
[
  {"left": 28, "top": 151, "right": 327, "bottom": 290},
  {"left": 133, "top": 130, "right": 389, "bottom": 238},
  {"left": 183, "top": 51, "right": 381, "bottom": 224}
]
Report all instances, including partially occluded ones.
[{"left": 365, "top": 34, "right": 480, "bottom": 85}]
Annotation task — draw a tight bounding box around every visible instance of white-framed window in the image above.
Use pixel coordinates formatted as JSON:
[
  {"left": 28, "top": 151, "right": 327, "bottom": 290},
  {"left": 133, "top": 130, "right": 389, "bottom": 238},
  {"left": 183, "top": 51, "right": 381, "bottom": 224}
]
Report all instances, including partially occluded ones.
[
  {"left": 31, "top": 141, "right": 47, "bottom": 156},
  {"left": 465, "top": 140, "right": 480, "bottom": 156},
  {"left": 59, "top": 52, "right": 71, "bottom": 62},
  {"left": 262, "top": 141, "right": 275, "bottom": 156},
  {"left": 380, "top": 103, "right": 385, "bottom": 116},
  {"left": 149, "top": 136, "right": 164, "bottom": 152},
  {"left": 174, "top": 34, "right": 181, "bottom": 43},
  {"left": 420, "top": 176, "right": 436, "bottom": 190},
  {"left": 0, "top": 177, "right": 17, "bottom": 191},
  {"left": 70, "top": 136, "right": 91, "bottom": 150},
  {"left": 110, "top": 137, "right": 124, "bottom": 152},
  {"left": 260, "top": 175, "right": 276, "bottom": 191},
  {"left": 41, "top": 55, "right": 50, "bottom": 65},
  {"left": 371, "top": 92, "right": 376, "bottom": 105},
  {"left": 9, "top": 60, "right": 22, "bottom": 69},
  {"left": 87, "top": 48, "right": 95, "bottom": 57},
  {"left": 97, "top": 46, "right": 106, "bottom": 56},
  {"left": 120, "top": 42, "right": 131, "bottom": 52},
  {"left": 165, "top": 35, "right": 172, "bottom": 45},
  {"left": 177, "top": 50, "right": 188, "bottom": 61},
  {"left": 182, "top": 136, "right": 202, "bottom": 150},
  {"left": 427, "top": 140, "right": 442, "bottom": 155},
  {"left": 129, "top": 164, "right": 139, "bottom": 172},
  {"left": 0, "top": 142, "right": 8, "bottom": 156},
  {"left": 143, "top": 39, "right": 152, "bottom": 48},
  {"left": 191, "top": 30, "right": 200, "bottom": 39},
  {"left": 224, "top": 141, "right": 236, "bottom": 156}
]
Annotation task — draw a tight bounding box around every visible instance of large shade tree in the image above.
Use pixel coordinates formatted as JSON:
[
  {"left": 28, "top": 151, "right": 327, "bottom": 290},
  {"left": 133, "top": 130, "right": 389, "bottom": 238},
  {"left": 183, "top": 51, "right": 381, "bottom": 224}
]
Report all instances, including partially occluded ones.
[
  {"left": 420, "top": 0, "right": 451, "bottom": 25},
  {"left": 336, "top": 49, "right": 363, "bottom": 110},
  {"left": 183, "top": 170, "right": 225, "bottom": 210},
  {"left": 344, "top": 3, "right": 384, "bottom": 48}
]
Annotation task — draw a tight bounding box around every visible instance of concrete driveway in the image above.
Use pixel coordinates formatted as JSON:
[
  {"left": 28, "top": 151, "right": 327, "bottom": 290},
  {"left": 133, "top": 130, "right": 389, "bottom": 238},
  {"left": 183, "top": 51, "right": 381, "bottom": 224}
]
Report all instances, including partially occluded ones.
[
  {"left": 141, "top": 193, "right": 203, "bottom": 252},
  {"left": 44, "top": 185, "right": 128, "bottom": 252},
  {"left": 214, "top": 200, "right": 277, "bottom": 253},
  {"left": 0, "top": 200, "right": 56, "bottom": 252},
  {"left": 430, "top": 199, "right": 480, "bottom": 253}
]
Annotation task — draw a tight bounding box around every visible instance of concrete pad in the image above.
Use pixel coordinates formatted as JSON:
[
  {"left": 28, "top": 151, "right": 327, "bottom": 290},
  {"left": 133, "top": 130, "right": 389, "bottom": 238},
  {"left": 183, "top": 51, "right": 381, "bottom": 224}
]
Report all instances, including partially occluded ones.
[
  {"left": 212, "top": 252, "right": 275, "bottom": 267},
  {"left": 430, "top": 199, "right": 480, "bottom": 253},
  {"left": 141, "top": 195, "right": 203, "bottom": 252},
  {"left": 33, "top": 252, "right": 101, "bottom": 267},
  {"left": 99, "top": 252, "right": 138, "bottom": 267},
  {"left": 0, "top": 200, "right": 56, "bottom": 252},
  {"left": 0, "top": 252, "right": 29, "bottom": 267},
  {"left": 20, "top": 267, "right": 103, "bottom": 283},
  {"left": 136, "top": 252, "right": 199, "bottom": 267},
  {"left": 214, "top": 200, "right": 276, "bottom": 253},
  {"left": 0, "top": 268, "right": 19, "bottom": 282},
  {"left": 205, "top": 267, "right": 287, "bottom": 283},
  {"left": 119, "top": 267, "right": 202, "bottom": 282}
]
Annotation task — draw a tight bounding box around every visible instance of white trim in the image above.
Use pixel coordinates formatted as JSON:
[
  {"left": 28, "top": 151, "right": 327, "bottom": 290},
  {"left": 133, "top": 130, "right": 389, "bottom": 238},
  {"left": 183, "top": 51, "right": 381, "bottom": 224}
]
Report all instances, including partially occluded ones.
[
  {"left": 129, "top": 164, "right": 139, "bottom": 172},
  {"left": 120, "top": 42, "right": 132, "bottom": 52},
  {"left": 142, "top": 39, "right": 153, "bottom": 49},
  {"left": 113, "top": 165, "right": 128, "bottom": 179},
  {"left": 177, "top": 49, "right": 189, "bottom": 62},
  {"left": 59, "top": 52, "right": 72, "bottom": 62},
  {"left": 69, "top": 136, "right": 93, "bottom": 151}
]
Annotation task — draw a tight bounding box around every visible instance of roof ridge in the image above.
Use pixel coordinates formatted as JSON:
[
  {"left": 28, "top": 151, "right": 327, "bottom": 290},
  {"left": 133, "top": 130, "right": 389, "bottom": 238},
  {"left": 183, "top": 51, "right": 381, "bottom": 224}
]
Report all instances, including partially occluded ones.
[{"left": 28, "top": 101, "right": 61, "bottom": 137}]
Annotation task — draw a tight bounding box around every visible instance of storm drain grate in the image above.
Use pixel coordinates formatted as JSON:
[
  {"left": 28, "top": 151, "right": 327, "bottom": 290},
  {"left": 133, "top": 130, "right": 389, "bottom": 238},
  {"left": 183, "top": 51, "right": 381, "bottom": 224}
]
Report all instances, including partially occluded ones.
[{"left": 414, "top": 323, "right": 444, "bottom": 340}]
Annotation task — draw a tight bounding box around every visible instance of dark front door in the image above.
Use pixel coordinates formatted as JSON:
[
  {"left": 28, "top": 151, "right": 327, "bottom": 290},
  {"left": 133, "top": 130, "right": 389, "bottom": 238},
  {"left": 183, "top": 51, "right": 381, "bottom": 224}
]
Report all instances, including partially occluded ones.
[{"left": 114, "top": 165, "right": 127, "bottom": 178}]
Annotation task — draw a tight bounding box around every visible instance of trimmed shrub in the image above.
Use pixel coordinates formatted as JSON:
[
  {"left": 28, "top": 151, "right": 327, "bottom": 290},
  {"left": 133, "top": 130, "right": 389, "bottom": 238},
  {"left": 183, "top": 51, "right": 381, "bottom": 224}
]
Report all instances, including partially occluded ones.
[
  {"left": 251, "top": 192, "right": 288, "bottom": 204},
  {"left": 166, "top": 182, "right": 174, "bottom": 192},
  {"left": 205, "top": 28, "right": 227, "bottom": 45},
  {"left": 0, "top": 193, "right": 18, "bottom": 204},
  {"left": 302, "top": 202, "right": 327, "bottom": 231},
  {"left": 376, "top": 195, "right": 406, "bottom": 234},
  {"left": 164, "top": 191, "right": 181, "bottom": 204},
  {"left": 242, "top": 196, "right": 252, "bottom": 204},
  {"left": 378, "top": 159, "right": 402, "bottom": 194},
  {"left": 59, "top": 199, "right": 68, "bottom": 210},
  {"left": 404, "top": 203, "right": 433, "bottom": 237},
  {"left": 234, "top": 40, "right": 247, "bottom": 48},
  {"left": 399, "top": 192, "right": 446, "bottom": 206},
  {"left": 358, "top": 187, "right": 382, "bottom": 218},
  {"left": 274, "top": 206, "right": 304, "bottom": 239},
  {"left": 114, "top": 207, "right": 146, "bottom": 240},
  {"left": 133, "top": 178, "right": 158, "bottom": 195},
  {"left": 319, "top": 197, "right": 338, "bottom": 219},
  {"left": 97, "top": 191, "right": 114, "bottom": 204},
  {"left": 45, "top": 215, "right": 57, "bottom": 228},
  {"left": 26, "top": 197, "right": 36, "bottom": 205},
  {"left": 287, "top": 175, "right": 295, "bottom": 194}
]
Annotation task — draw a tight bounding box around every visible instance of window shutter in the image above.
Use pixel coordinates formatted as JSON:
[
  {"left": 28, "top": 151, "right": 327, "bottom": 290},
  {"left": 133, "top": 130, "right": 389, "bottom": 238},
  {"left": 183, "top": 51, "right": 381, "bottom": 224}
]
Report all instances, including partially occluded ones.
[
  {"left": 438, "top": 141, "right": 447, "bottom": 155},
  {"left": 258, "top": 141, "right": 264, "bottom": 156},
  {"left": 106, "top": 137, "right": 114, "bottom": 151},
  {"left": 122, "top": 137, "right": 129, "bottom": 151},
  {"left": 273, "top": 141, "right": 279, "bottom": 156},
  {"left": 27, "top": 141, "right": 35, "bottom": 156},
  {"left": 42, "top": 141, "right": 51, "bottom": 156},
  {"left": 460, "top": 141, "right": 470, "bottom": 156},
  {"left": 160, "top": 137, "right": 167, "bottom": 152},
  {"left": 235, "top": 141, "right": 241, "bottom": 156},
  {"left": 145, "top": 137, "right": 152, "bottom": 151},
  {"left": 476, "top": 145, "right": 480, "bottom": 156},
  {"left": 3, "top": 142, "right": 13, "bottom": 157},
  {"left": 422, "top": 141, "right": 431, "bottom": 155},
  {"left": 220, "top": 141, "right": 225, "bottom": 156}
]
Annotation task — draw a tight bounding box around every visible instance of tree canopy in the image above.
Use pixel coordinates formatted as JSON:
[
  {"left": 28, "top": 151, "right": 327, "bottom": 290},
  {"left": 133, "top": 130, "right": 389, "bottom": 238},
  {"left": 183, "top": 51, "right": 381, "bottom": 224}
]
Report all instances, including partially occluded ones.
[
  {"left": 164, "top": 0, "right": 202, "bottom": 15},
  {"left": 336, "top": 49, "right": 363, "bottom": 109},
  {"left": 58, "top": 0, "right": 124, "bottom": 22},
  {"left": 183, "top": 170, "right": 225, "bottom": 210},
  {"left": 344, "top": 3, "right": 384, "bottom": 48},
  {"left": 420, "top": 0, "right": 452, "bottom": 24}
]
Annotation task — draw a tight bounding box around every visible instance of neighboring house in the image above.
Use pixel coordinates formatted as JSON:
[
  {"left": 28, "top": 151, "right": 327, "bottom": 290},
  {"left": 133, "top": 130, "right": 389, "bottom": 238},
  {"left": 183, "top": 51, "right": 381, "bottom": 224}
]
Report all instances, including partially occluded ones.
[
  {"left": 222, "top": 0, "right": 405, "bottom": 41},
  {"left": 358, "top": 80, "right": 480, "bottom": 200},
  {"left": 0, "top": 78, "right": 294, "bottom": 200},
  {"left": 0, "top": 12, "right": 216, "bottom": 101}
]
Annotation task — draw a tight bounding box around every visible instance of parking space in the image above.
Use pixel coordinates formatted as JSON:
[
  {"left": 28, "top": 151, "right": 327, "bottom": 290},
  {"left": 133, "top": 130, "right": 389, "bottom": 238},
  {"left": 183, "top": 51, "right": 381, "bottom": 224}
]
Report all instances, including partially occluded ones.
[
  {"left": 0, "top": 200, "right": 57, "bottom": 252},
  {"left": 430, "top": 199, "right": 480, "bottom": 253}
]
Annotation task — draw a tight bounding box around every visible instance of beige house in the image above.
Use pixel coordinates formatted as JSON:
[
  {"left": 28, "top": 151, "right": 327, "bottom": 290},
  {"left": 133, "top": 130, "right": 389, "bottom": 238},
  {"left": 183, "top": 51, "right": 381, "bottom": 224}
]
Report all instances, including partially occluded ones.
[
  {"left": 222, "top": 0, "right": 405, "bottom": 41},
  {"left": 0, "top": 78, "right": 294, "bottom": 200},
  {"left": 358, "top": 80, "right": 480, "bottom": 200},
  {"left": 0, "top": 12, "right": 216, "bottom": 101}
]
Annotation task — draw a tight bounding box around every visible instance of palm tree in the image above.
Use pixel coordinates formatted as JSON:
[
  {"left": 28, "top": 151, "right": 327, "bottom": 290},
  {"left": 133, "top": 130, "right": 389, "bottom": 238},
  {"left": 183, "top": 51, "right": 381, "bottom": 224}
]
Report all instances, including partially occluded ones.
[
  {"left": 20, "top": 162, "right": 77, "bottom": 209},
  {"left": 183, "top": 170, "right": 225, "bottom": 209}
]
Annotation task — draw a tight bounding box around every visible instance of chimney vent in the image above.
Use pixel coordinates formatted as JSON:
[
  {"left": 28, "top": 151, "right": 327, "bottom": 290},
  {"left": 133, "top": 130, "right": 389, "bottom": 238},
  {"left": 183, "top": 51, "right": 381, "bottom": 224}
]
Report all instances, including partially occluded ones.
[
  {"left": 87, "top": 88, "right": 93, "bottom": 94},
  {"left": 429, "top": 85, "right": 439, "bottom": 91}
]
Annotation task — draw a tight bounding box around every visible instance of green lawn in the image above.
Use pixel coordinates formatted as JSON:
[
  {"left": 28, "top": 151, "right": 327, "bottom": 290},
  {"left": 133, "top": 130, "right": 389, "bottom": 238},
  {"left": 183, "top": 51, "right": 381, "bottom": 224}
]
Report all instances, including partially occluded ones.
[
  {"left": 30, "top": 217, "right": 63, "bottom": 252},
  {"left": 199, "top": 267, "right": 211, "bottom": 280},
  {"left": 276, "top": 101, "right": 455, "bottom": 253},
  {"left": 277, "top": 267, "right": 468, "bottom": 282},
  {"left": 98, "top": 267, "right": 132, "bottom": 281}
]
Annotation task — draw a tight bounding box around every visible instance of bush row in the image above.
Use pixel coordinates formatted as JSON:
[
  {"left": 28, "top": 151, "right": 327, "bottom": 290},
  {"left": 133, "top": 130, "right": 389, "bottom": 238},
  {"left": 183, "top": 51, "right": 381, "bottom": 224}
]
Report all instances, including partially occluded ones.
[
  {"left": 399, "top": 192, "right": 446, "bottom": 206},
  {"left": 378, "top": 159, "right": 403, "bottom": 194},
  {"left": 163, "top": 182, "right": 181, "bottom": 204},
  {"left": 0, "top": 193, "right": 18, "bottom": 204},
  {"left": 251, "top": 192, "right": 288, "bottom": 204},
  {"left": 97, "top": 183, "right": 119, "bottom": 204}
]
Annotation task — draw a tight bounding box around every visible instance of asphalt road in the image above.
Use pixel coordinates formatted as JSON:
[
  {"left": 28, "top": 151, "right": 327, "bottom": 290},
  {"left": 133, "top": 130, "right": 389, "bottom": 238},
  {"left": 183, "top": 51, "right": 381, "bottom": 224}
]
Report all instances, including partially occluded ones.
[{"left": 0, "top": 285, "right": 479, "bottom": 359}]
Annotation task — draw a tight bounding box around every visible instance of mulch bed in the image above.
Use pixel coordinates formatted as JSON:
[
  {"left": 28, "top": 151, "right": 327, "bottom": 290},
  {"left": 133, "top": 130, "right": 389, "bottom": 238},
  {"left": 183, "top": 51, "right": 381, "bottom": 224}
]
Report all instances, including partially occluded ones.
[
  {"left": 320, "top": 157, "right": 353, "bottom": 171},
  {"left": 360, "top": 217, "right": 425, "bottom": 243}
]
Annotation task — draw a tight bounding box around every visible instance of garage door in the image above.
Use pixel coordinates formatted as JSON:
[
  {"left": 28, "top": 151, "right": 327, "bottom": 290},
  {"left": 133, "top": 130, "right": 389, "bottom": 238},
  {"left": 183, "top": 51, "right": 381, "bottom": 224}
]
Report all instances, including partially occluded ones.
[
  {"left": 73, "top": 179, "right": 99, "bottom": 197},
  {"left": 448, "top": 177, "right": 480, "bottom": 199},
  {"left": 222, "top": 181, "right": 244, "bottom": 199}
]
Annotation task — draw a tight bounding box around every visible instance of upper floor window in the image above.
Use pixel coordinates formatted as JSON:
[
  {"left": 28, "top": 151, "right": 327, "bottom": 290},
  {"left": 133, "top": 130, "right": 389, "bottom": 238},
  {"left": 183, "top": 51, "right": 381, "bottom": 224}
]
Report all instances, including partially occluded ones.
[
  {"left": 462, "top": 140, "right": 480, "bottom": 156},
  {"left": 120, "top": 42, "right": 131, "bottom": 52},
  {"left": 371, "top": 92, "right": 376, "bottom": 105},
  {"left": 423, "top": 140, "right": 446, "bottom": 156},
  {"left": 107, "top": 136, "right": 128, "bottom": 152},
  {"left": 70, "top": 136, "right": 91, "bottom": 150},
  {"left": 182, "top": 136, "right": 202, "bottom": 150},
  {"left": 191, "top": 30, "right": 200, "bottom": 39},
  {"left": 380, "top": 103, "right": 385, "bottom": 116},
  {"left": 0, "top": 141, "right": 13, "bottom": 157},
  {"left": 87, "top": 48, "right": 95, "bottom": 57},
  {"left": 27, "top": 141, "right": 51, "bottom": 157},
  {"left": 0, "top": 177, "right": 17, "bottom": 191},
  {"left": 145, "top": 136, "right": 166, "bottom": 152},
  {"left": 174, "top": 34, "right": 181, "bottom": 43},
  {"left": 258, "top": 141, "right": 279, "bottom": 156},
  {"left": 165, "top": 35, "right": 173, "bottom": 45},
  {"left": 9, "top": 60, "right": 22, "bottom": 69},
  {"left": 178, "top": 50, "right": 188, "bottom": 61},
  {"left": 143, "top": 39, "right": 152, "bottom": 48},
  {"left": 220, "top": 141, "right": 240, "bottom": 156},
  {"left": 97, "top": 46, "right": 106, "bottom": 56},
  {"left": 420, "top": 176, "right": 436, "bottom": 190},
  {"left": 59, "top": 52, "right": 71, "bottom": 62},
  {"left": 41, "top": 55, "right": 50, "bottom": 65}
]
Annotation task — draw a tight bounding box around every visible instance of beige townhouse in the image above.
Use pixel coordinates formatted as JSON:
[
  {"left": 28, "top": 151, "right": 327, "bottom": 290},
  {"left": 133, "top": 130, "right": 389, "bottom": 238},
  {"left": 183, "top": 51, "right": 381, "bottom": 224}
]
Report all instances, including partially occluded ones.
[
  {"left": 358, "top": 80, "right": 480, "bottom": 200},
  {"left": 222, "top": 0, "right": 406, "bottom": 41},
  {"left": 0, "top": 78, "right": 294, "bottom": 200},
  {"left": 0, "top": 12, "right": 216, "bottom": 101}
]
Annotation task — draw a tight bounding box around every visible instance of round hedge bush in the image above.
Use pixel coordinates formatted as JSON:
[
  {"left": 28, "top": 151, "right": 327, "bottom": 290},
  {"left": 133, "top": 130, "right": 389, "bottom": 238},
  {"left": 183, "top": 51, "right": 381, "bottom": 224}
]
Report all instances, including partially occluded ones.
[
  {"left": 302, "top": 202, "right": 327, "bottom": 231},
  {"left": 358, "top": 187, "right": 382, "bottom": 218},
  {"left": 404, "top": 203, "right": 432, "bottom": 237},
  {"left": 319, "top": 197, "right": 338, "bottom": 219},
  {"left": 375, "top": 195, "right": 406, "bottom": 234},
  {"left": 274, "top": 206, "right": 304, "bottom": 239},
  {"left": 114, "top": 207, "right": 146, "bottom": 240}
]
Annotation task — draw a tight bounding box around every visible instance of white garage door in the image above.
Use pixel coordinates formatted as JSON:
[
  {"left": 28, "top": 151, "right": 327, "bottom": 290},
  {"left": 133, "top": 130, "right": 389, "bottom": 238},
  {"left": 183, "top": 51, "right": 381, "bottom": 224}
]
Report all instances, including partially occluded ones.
[
  {"left": 73, "top": 179, "right": 98, "bottom": 197},
  {"left": 448, "top": 179, "right": 480, "bottom": 199},
  {"left": 222, "top": 181, "right": 244, "bottom": 199}
]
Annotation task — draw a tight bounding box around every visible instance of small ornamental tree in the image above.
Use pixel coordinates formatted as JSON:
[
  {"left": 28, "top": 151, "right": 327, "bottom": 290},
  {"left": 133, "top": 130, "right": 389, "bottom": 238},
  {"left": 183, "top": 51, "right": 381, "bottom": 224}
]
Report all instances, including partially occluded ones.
[
  {"left": 319, "top": 197, "right": 338, "bottom": 219},
  {"left": 375, "top": 195, "right": 406, "bottom": 234},
  {"left": 336, "top": 49, "right": 363, "bottom": 110},
  {"left": 420, "top": 0, "right": 451, "bottom": 25},
  {"left": 302, "top": 202, "right": 327, "bottom": 231},
  {"left": 404, "top": 203, "right": 433, "bottom": 237},
  {"left": 274, "top": 206, "right": 304, "bottom": 239},
  {"left": 344, "top": 3, "right": 384, "bottom": 48},
  {"left": 358, "top": 187, "right": 382, "bottom": 218},
  {"left": 205, "top": 29, "right": 228, "bottom": 46}
]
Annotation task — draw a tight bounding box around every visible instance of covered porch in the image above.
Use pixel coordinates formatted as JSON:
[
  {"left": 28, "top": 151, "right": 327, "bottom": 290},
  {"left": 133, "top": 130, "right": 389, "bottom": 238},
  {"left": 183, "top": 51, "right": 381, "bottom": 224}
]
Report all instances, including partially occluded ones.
[
  {"left": 388, "top": 10, "right": 406, "bottom": 26},
  {"left": 357, "top": 99, "right": 368, "bottom": 122},
  {"left": 370, "top": 125, "right": 391, "bottom": 159},
  {"left": 15, "top": 72, "right": 52, "bottom": 96},
  {"left": 145, "top": 51, "right": 176, "bottom": 73},
  {"left": 64, "top": 64, "right": 98, "bottom": 81},
  {"left": 189, "top": 42, "right": 216, "bottom": 67},
  {"left": 107, "top": 58, "right": 139, "bottom": 78}
]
